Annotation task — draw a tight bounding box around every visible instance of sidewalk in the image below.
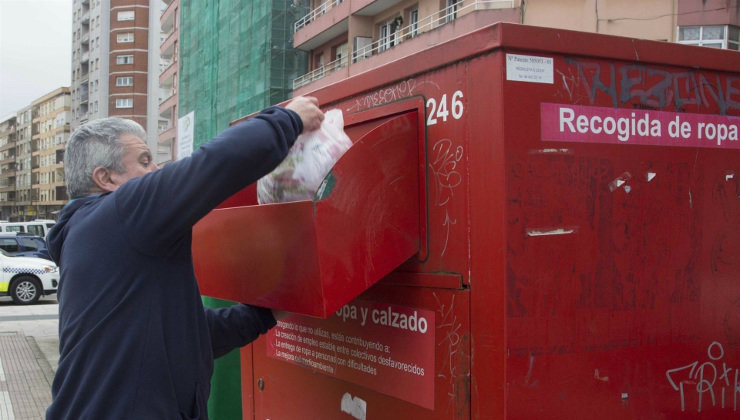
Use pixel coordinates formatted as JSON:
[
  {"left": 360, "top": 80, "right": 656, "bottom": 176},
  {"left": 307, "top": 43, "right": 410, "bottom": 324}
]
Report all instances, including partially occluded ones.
[
  {"left": 0, "top": 332, "right": 53, "bottom": 419},
  {"left": 0, "top": 298, "right": 59, "bottom": 419}
]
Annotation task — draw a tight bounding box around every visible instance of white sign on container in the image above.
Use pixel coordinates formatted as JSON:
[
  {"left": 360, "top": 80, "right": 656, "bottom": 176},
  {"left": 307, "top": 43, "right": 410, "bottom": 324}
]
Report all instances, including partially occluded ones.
[{"left": 506, "top": 54, "right": 554, "bottom": 84}]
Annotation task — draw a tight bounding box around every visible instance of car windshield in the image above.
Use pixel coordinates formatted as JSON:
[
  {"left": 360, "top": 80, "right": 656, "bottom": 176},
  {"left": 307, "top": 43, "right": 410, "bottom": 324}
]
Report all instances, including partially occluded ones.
[{"left": 19, "top": 237, "right": 45, "bottom": 250}]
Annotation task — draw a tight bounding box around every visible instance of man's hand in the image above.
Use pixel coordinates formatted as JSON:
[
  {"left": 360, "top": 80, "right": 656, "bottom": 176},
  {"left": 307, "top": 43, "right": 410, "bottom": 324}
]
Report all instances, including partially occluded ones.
[
  {"left": 285, "top": 96, "right": 324, "bottom": 132},
  {"left": 272, "top": 309, "right": 291, "bottom": 321}
]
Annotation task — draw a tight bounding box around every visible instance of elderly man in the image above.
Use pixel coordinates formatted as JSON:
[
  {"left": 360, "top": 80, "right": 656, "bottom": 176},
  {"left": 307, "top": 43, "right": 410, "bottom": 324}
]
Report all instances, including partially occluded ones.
[{"left": 46, "top": 97, "right": 324, "bottom": 419}]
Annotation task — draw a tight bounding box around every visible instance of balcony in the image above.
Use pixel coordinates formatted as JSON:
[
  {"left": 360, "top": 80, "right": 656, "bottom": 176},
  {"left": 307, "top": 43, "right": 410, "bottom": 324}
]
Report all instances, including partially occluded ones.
[
  {"left": 161, "top": 28, "right": 178, "bottom": 56},
  {"left": 161, "top": 0, "right": 177, "bottom": 32},
  {"left": 159, "top": 126, "right": 176, "bottom": 144},
  {"left": 294, "top": 0, "right": 517, "bottom": 92},
  {"left": 158, "top": 119, "right": 172, "bottom": 134},
  {"left": 0, "top": 124, "right": 15, "bottom": 136},
  {"left": 294, "top": 55, "right": 348, "bottom": 89},
  {"left": 160, "top": 59, "right": 177, "bottom": 84},
  {"left": 160, "top": 57, "right": 173, "bottom": 72},
  {"left": 295, "top": 0, "right": 345, "bottom": 32},
  {"left": 159, "top": 93, "right": 177, "bottom": 118},
  {"left": 355, "top": 1, "right": 513, "bottom": 63},
  {"left": 0, "top": 142, "right": 15, "bottom": 153},
  {"left": 293, "top": 0, "right": 349, "bottom": 51}
]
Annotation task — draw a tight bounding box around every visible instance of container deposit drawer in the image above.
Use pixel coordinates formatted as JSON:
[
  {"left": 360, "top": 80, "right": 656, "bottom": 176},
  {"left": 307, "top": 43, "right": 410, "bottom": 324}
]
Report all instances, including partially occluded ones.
[{"left": 193, "top": 99, "right": 427, "bottom": 317}]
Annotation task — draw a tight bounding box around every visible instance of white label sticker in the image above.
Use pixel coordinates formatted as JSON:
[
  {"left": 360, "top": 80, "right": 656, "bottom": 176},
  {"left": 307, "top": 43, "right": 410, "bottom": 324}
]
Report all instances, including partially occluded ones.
[{"left": 506, "top": 54, "right": 554, "bottom": 84}]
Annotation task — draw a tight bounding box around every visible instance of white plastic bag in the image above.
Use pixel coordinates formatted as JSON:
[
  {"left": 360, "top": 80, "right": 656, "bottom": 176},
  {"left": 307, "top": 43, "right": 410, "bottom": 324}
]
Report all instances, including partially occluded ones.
[{"left": 257, "top": 109, "right": 352, "bottom": 203}]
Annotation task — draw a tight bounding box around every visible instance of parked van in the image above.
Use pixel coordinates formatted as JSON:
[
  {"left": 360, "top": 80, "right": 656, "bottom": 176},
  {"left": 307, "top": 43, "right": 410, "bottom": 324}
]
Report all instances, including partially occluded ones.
[{"left": 0, "top": 220, "right": 56, "bottom": 238}]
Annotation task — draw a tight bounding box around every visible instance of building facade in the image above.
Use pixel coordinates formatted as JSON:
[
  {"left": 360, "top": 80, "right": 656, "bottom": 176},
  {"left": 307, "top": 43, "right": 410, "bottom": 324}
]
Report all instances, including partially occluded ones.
[
  {"left": 71, "top": 0, "right": 166, "bottom": 162},
  {"left": 71, "top": 0, "right": 110, "bottom": 126},
  {"left": 157, "top": 0, "right": 179, "bottom": 164},
  {"left": 30, "top": 88, "right": 71, "bottom": 220},
  {"left": 292, "top": 0, "right": 739, "bottom": 94},
  {"left": 677, "top": 0, "right": 740, "bottom": 49},
  {"left": 15, "top": 106, "right": 34, "bottom": 221},
  {"left": 0, "top": 115, "right": 17, "bottom": 221}
]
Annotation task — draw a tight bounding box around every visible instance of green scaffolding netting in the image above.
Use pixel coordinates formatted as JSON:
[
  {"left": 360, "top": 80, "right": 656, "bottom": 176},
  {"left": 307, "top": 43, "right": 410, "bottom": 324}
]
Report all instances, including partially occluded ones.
[{"left": 180, "top": 0, "right": 308, "bottom": 148}]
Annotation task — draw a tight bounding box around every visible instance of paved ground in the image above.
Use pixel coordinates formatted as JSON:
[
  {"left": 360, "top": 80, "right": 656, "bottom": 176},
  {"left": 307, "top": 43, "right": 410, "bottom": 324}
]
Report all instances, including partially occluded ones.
[{"left": 0, "top": 296, "right": 59, "bottom": 419}]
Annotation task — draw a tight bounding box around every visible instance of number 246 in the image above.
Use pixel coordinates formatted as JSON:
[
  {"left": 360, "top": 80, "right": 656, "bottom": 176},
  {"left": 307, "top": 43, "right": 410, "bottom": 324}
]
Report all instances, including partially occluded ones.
[{"left": 426, "top": 90, "right": 464, "bottom": 126}]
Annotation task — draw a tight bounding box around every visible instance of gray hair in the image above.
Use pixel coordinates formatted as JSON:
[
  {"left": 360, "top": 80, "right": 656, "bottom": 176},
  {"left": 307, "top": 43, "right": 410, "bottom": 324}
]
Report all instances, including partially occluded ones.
[{"left": 65, "top": 117, "right": 146, "bottom": 198}]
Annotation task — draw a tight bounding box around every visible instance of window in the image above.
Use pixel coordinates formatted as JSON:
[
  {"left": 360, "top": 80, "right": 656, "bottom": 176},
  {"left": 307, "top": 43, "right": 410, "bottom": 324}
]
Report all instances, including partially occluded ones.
[
  {"left": 410, "top": 9, "right": 419, "bottom": 37},
  {"left": 0, "top": 238, "right": 20, "bottom": 253},
  {"left": 116, "top": 55, "right": 134, "bottom": 64},
  {"left": 117, "top": 11, "right": 134, "bottom": 21},
  {"left": 446, "top": 0, "right": 461, "bottom": 23},
  {"left": 117, "top": 32, "right": 134, "bottom": 43},
  {"left": 20, "top": 234, "right": 43, "bottom": 246},
  {"left": 353, "top": 36, "right": 372, "bottom": 62},
  {"left": 116, "top": 98, "right": 133, "bottom": 108},
  {"left": 116, "top": 76, "right": 134, "bottom": 86},
  {"left": 314, "top": 53, "right": 324, "bottom": 71},
  {"left": 729, "top": 26, "right": 739, "bottom": 50},
  {"left": 679, "top": 25, "right": 740, "bottom": 50},
  {"left": 379, "top": 20, "right": 397, "bottom": 52},
  {"left": 333, "top": 43, "right": 348, "bottom": 67}
]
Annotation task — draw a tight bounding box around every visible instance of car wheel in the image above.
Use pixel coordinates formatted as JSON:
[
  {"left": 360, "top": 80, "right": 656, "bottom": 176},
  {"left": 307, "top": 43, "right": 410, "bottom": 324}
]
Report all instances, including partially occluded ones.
[{"left": 10, "top": 275, "right": 41, "bottom": 305}]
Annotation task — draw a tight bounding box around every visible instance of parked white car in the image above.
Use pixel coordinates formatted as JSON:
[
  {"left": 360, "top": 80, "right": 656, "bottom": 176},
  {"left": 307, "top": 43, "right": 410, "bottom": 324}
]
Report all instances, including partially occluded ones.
[
  {"left": 0, "top": 249, "right": 58, "bottom": 304},
  {"left": 0, "top": 219, "right": 56, "bottom": 238}
]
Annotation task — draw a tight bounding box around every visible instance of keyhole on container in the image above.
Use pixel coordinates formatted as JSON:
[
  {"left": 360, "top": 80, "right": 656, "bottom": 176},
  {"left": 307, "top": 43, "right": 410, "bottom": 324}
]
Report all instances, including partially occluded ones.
[{"left": 258, "top": 378, "right": 265, "bottom": 391}]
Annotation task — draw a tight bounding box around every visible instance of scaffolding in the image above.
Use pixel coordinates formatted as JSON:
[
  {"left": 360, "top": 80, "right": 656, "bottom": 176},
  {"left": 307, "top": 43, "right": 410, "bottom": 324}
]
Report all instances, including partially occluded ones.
[{"left": 179, "top": 0, "right": 308, "bottom": 148}]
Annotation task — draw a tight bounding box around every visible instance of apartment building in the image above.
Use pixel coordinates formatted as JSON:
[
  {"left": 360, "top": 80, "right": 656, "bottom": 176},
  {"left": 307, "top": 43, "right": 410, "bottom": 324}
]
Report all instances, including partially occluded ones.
[
  {"left": 676, "top": 0, "right": 740, "bottom": 49},
  {"left": 71, "top": 0, "right": 109, "bottom": 126},
  {"left": 15, "top": 106, "right": 34, "bottom": 221},
  {"left": 158, "top": 0, "right": 179, "bottom": 164},
  {"left": 71, "top": 0, "right": 167, "bottom": 162},
  {"left": 0, "top": 115, "right": 17, "bottom": 221},
  {"left": 31, "top": 88, "right": 71, "bottom": 220},
  {"left": 293, "top": 0, "right": 739, "bottom": 94},
  {"left": 108, "top": 0, "right": 150, "bottom": 126}
]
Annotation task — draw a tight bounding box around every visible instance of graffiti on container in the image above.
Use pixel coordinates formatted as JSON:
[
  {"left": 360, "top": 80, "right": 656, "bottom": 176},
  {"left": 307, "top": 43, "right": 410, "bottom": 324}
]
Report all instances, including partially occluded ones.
[
  {"left": 665, "top": 341, "right": 740, "bottom": 413},
  {"left": 562, "top": 58, "right": 740, "bottom": 115},
  {"left": 429, "top": 138, "right": 463, "bottom": 256},
  {"left": 434, "top": 292, "right": 469, "bottom": 415},
  {"left": 345, "top": 79, "right": 418, "bottom": 112}
]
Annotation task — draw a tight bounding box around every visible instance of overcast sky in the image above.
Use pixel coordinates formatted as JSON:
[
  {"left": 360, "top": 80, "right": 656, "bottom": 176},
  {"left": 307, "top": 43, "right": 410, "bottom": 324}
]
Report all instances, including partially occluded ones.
[{"left": 0, "top": 0, "right": 73, "bottom": 118}]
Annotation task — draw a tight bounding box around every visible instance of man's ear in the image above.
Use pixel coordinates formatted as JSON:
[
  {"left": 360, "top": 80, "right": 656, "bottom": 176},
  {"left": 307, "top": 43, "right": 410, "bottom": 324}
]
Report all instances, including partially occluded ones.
[{"left": 91, "top": 166, "right": 118, "bottom": 192}]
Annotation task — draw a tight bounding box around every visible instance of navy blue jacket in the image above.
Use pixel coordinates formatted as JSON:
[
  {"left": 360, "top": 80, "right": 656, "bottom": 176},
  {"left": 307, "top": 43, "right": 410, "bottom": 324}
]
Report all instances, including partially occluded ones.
[{"left": 46, "top": 107, "right": 302, "bottom": 419}]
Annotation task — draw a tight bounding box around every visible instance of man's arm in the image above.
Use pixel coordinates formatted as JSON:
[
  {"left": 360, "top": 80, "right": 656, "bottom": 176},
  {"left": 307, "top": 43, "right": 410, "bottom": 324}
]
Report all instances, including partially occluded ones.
[
  {"left": 113, "top": 98, "right": 322, "bottom": 255},
  {"left": 204, "top": 304, "right": 278, "bottom": 359}
]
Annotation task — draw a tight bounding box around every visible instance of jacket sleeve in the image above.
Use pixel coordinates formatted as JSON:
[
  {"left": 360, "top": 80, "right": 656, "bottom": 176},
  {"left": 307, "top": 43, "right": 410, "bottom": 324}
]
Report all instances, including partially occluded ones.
[
  {"left": 112, "top": 106, "right": 303, "bottom": 256},
  {"left": 204, "top": 304, "right": 277, "bottom": 359}
]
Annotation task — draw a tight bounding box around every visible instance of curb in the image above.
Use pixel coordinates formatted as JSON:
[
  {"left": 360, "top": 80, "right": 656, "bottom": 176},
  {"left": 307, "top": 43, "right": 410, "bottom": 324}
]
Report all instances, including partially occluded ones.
[{"left": 26, "top": 336, "right": 55, "bottom": 386}]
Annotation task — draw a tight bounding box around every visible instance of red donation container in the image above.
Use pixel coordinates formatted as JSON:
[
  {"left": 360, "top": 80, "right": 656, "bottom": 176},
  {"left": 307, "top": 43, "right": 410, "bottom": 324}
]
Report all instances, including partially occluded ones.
[{"left": 193, "top": 23, "right": 740, "bottom": 419}]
